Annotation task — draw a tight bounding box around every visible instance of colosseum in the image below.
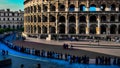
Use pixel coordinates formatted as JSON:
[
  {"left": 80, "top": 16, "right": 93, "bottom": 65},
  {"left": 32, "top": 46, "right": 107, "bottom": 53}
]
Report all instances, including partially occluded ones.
[{"left": 24, "top": 0, "right": 120, "bottom": 40}]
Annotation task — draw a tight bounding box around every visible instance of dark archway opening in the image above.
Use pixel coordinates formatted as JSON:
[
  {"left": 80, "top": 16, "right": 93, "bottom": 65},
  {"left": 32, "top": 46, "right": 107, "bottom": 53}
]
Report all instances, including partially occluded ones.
[
  {"left": 59, "top": 24, "right": 65, "bottom": 34},
  {"left": 69, "top": 16, "right": 76, "bottom": 23},
  {"left": 59, "top": 16, "right": 65, "bottom": 22},
  {"left": 90, "top": 15, "right": 97, "bottom": 22},
  {"left": 110, "top": 25, "right": 116, "bottom": 34},
  {"left": 101, "top": 25, "right": 107, "bottom": 34},
  {"left": 79, "top": 16, "right": 86, "bottom": 22},
  {"left": 69, "top": 4, "right": 75, "bottom": 12}
]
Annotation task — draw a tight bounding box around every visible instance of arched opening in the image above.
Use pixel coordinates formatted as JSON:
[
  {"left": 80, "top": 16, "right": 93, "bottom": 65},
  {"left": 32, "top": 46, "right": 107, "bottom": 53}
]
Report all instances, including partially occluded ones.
[
  {"left": 31, "top": 6, "right": 33, "bottom": 13},
  {"left": 69, "top": 24, "right": 76, "bottom": 34},
  {"left": 50, "top": 26, "right": 55, "bottom": 33},
  {"left": 59, "top": 4, "right": 65, "bottom": 11},
  {"left": 119, "top": 15, "right": 120, "bottom": 21},
  {"left": 79, "top": 15, "right": 86, "bottom": 22},
  {"left": 110, "top": 25, "right": 117, "bottom": 34},
  {"left": 90, "top": 24, "right": 97, "bottom": 34},
  {"left": 118, "top": 25, "right": 120, "bottom": 34},
  {"left": 34, "top": 6, "right": 36, "bottom": 13},
  {"left": 43, "top": 15, "right": 47, "bottom": 22},
  {"left": 89, "top": 4, "right": 96, "bottom": 11},
  {"left": 59, "top": 24, "right": 65, "bottom": 34},
  {"left": 8, "top": 25, "right": 10, "bottom": 28},
  {"left": 38, "top": 5, "right": 41, "bottom": 12},
  {"left": 69, "top": 4, "right": 75, "bottom": 12},
  {"left": 43, "top": 4, "right": 47, "bottom": 12},
  {"left": 69, "top": 16, "right": 76, "bottom": 23},
  {"left": 110, "top": 25, "right": 116, "bottom": 34},
  {"left": 49, "top": 15, "right": 56, "bottom": 22},
  {"left": 110, "top": 4, "right": 116, "bottom": 11},
  {"left": 59, "top": 16, "right": 65, "bottom": 23},
  {"left": 79, "top": 24, "right": 86, "bottom": 34},
  {"left": 38, "top": 15, "right": 41, "bottom": 22},
  {"left": 119, "top": 5, "right": 120, "bottom": 11},
  {"left": 17, "top": 25, "right": 19, "bottom": 29},
  {"left": 50, "top": 4, "right": 56, "bottom": 11},
  {"left": 34, "top": 15, "right": 37, "bottom": 23},
  {"left": 34, "top": 26, "right": 37, "bottom": 33},
  {"left": 100, "top": 25, "right": 107, "bottom": 34},
  {"left": 12, "top": 25, "right": 15, "bottom": 29},
  {"left": 31, "top": 16, "right": 33, "bottom": 22},
  {"left": 42, "top": 26, "right": 47, "bottom": 33},
  {"left": 100, "top": 4, "right": 106, "bottom": 11},
  {"left": 89, "top": 15, "right": 97, "bottom": 22},
  {"left": 101, "top": 15, "right": 106, "bottom": 22},
  {"left": 110, "top": 15, "right": 115, "bottom": 22},
  {"left": 79, "top": 4, "right": 86, "bottom": 11},
  {"left": 38, "top": 26, "right": 41, "bottom": 33},
  {"left": 31, "top": 25, "right": 33, "bottom": 33}
]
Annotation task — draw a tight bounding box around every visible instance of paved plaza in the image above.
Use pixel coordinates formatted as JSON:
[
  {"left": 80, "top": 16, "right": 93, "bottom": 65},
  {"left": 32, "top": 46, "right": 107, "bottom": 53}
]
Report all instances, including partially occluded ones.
[{"left": 22, "top": 37, "right": 120, "bottom": 58}]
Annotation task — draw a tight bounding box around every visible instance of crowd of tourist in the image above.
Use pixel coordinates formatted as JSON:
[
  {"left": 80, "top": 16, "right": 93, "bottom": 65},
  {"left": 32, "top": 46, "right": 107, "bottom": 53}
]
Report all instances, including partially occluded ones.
[{"left": 0, "top": 38, "right": 120, "bottom": 66}]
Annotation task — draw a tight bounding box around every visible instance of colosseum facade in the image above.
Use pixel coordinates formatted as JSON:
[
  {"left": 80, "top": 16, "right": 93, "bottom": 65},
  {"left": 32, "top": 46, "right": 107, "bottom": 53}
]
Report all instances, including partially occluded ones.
[{"left": 24, "top": 0, "right": 120, "bottom": 40}]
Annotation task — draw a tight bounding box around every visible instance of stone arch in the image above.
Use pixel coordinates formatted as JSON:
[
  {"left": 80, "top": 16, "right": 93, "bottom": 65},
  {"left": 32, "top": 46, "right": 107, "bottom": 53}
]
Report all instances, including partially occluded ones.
[
  {"left": 69, "top": 4, "right": 75, "bottom": 12},
  {"left": 43, "top": 4, "right": 47, "bottom": 12},
  {"left": 31, "top": 16, "right": 33, "bottom": 22},
  {"left": 8, "top": 25, "right": 10, "bottom": 28},
  {"left": 100, "top": 4, "right": 106, "bottom": 11},
  {"left": 34, "top": 5, "right": 37, "bottom": 13},
  {"left": 59, "top": 16, "right": 65, "bottom": 23},
  {"left": 101, "top": 15, "right": 107, "bottom": 22},
  {"left": 31, "top": 25, "right": 33, "bottom": 33},
  {"left": 89, "top": 4, "right": 96, "bottom": 11},
  {"left": 79, "top": 24, "right": 86, "bottom": 34},
  {"left": 12, "top": 25, "right": 15, "bottom": 29},
  {"left": 110, "top": 4, "right": 116, "bottom": 11},
  {"left": 59, "top": 4, "right": 65, "bottom": 11},
  {"left": 69, "top": 24, "right": 76, "bottom": 34},
  {"left": 38, "top": 5, "right": 41, "bottom": 12},
  {"left": 49, "top": 26, "right": 55, "bottom": 33},
  {"left": 34, "top": 25, "right": 37, "bottom": 33},
  {"left": 110, "top": 24, "right": 117, "bottom": 34},
  {"left": 79, "top": 4, "right": 86, "bottom": 11},
  {"left": 34, "top": 15, "right": 37, "bottom": 23},
  {"left": 3, "top": 25, "right": 6, "bottom": 29},
  {"left": 50, "top": 4, "right": 56, "bottom": 11},
  {"left": 79, "top": 15, "right": 86, "bottom": 22},
  {"left": 69, "top": 15, "right": 76, "bottom": 23},
  {"left": 30, "top": 6, "right": 33, "bottom": 13},
  {"left": 38, "top": 26, "right": 41, "bottom": 33},
  {"left": 42, "top": 26, "right": 47, "bottom": 33},
  {"left": 43, "top": 15, "right": 47, "bottom": 22},
  {"left": 118, "top": 25, "right": 120, "bottom": 34},
  {"left": 89, "top": 15, "right": 97, "bottom": 22},
  {"left": 90, "top": 24, "right": 97, "bottom": 34},
  {"left": 100, "top": 25, "right": 107, "bottom": 34},
  {"left": 17, "top": 25, "right": 19, "bottom": 29},
  {"left": 110, "top": 15, "right": 115, "bottom": 22},
  {"left": 119, "top": 4, "right": 120, "bottom": 11},
  {"left": 38, "top": 15, "right": 41, "bottom": 22},
  {"left": 119, "top": 15, "right": 120, "bottom": 21},
  {"left": 49, "top": 15, "right": 56, "bottom": 22},
  {"left": 58, "top": 24, "right": 65, "bottom": 34}
]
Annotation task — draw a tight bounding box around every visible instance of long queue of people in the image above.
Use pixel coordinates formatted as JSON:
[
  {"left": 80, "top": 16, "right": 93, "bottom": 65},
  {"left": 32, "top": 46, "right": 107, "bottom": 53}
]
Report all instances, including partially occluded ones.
[{"left": 0, "top": 35, "right": 120, "bottom": 66}]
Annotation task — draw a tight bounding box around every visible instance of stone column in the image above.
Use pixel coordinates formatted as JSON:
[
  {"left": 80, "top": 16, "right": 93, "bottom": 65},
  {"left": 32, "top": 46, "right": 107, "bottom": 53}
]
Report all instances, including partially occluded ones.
[
  {"left": 47, "top": 13, "right": 50, "bottom": 34},
  {"left": 41, "top": 14, "right": 43, "bottom": 34},
  {"left": 56, "top": 13, "right": 58, "bottom": 34},
  {"left": 65, "top": 1, "right": 68, "bottom": 11},
  {"left": 76, "top": 14, "right": 79, "bottom": 34},
  {"left": 86, "top": 15, "right": 89, "bottom": 34},
  {"left": 65, "top": 15, "right": 68, "bottom": 34},
  {"left": 86, "top": 0, "right": 89, "bottom": 11},
  {"left": 56, "top": 1, "right": 59, "bottom": 12},
  {"left": 48, "top": 2, "right": 50, "bottom": 12},
  {"left": 97, "top": 16, "right": 100, "bottom": 34},
  {"left": 107, "top": 25, "right": 110, "bottom": 34},
  {"left": 41, "top": 0, "right": 43, "bottom": 12},
  {"left": 75, "top": 1, "right": 79, "bottom": 11}
]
